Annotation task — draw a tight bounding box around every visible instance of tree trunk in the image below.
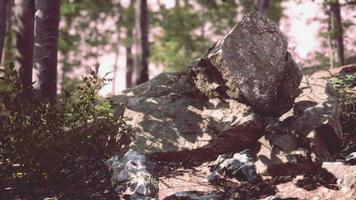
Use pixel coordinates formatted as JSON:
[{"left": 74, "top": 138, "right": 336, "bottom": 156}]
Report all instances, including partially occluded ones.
[
  {"left": 33, "top": 0, "right": 60, "bottom": 101},
  {"left": 134, "top": 0, "right": 149, "bottom": 85},
  {"left": 126, "top": 44, "right": 133, "bottom": 88},
  {"left": 328, "top": 0, "right": 345, "bottom": 68},
  {"left": 1, "top": 0, "right": 12, "bottom": 66},
  {"left": 124, "top": 0, "right": 134, "bottom": 88},
  {"left": 0, "top": 0, "right": 8, "bottom": 65},
  {"left": 15, "top": 0, "right": 35, "bottom": 88},
  {"left": 257, "top": 0, "right": 271, "bottom": 16},
  {"left": 112, "top": 35, "right": 120, "bottom": 95}
]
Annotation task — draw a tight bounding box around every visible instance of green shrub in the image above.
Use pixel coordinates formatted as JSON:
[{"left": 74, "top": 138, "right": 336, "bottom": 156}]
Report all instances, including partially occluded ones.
[
  {"left": 0, "top": 64, "right": 131, "bottom": 184},
  {"left": 328, "top": 73, "right": 356, "bottom": 133}
]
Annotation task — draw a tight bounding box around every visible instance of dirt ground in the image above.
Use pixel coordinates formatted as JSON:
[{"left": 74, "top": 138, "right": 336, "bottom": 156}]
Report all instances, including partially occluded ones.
[{"left": 158, "top": 161, "right": 356, "bottom": 200}]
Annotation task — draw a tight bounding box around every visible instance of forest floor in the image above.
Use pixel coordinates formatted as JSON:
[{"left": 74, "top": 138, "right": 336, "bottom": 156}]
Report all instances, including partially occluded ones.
[
  {"left": 158, "top": 130, "right": 356, "bottom": 199},
  {"left": 1, "top": 117, "right": 354, "bottom": 200}
]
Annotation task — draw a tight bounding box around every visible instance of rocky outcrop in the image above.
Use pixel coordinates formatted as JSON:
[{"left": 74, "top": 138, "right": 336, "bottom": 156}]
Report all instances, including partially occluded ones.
[
  {"left": 190, "top": 12, "right": 302, "bottom": 116},
  {"left": 109, "top": 12, "right": 347, "bottom": 199},
  {"left": 120, "top": 73, "right": 263, "bottom": 161}
]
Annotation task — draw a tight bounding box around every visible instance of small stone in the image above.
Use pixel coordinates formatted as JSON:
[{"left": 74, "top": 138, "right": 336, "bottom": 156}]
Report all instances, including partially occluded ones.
[
  {"left": 207, "top": 149, "right": 260, "bottom": 183},
  {"left": 345, "top": 152, "right": 356, "bottom": 165}
]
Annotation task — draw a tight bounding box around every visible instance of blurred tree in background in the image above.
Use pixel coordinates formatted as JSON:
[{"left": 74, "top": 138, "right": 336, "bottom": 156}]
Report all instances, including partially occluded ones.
[
  {"left": 14, "top": 0, "right": 35, "bottom": 89},
  {"left": 240, "top": 0, "right": 282, "bottom": 23}
]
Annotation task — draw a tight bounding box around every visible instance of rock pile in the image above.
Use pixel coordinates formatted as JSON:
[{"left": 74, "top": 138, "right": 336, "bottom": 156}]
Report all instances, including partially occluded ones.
[
  {"left": 109, "top": 12, "right": 345, "bottom": 199},
  {"left": 108, "top": 149, "right": 158, "bottom": 199}
]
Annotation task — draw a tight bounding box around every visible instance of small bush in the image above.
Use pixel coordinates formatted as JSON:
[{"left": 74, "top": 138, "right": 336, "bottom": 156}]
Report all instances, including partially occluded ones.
[
  {"left": 0, "top": 64, "right": 130, "bottom": 197},
  {"left": 328, "top": 73, "right": 356, "bottom": 133}
]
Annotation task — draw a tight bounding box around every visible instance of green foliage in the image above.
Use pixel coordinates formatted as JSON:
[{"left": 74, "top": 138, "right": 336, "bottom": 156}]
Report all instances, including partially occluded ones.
[
  {"left": 151, "top": 1, "right": 237, "bottom": 72},
  {"left": 0, "top": 64, "right": 130, "bottom": 183},
  {"left": 240, "top": 0, "right": 256, "bottom": 14},
  {"left": 328, "top": 73, "right": 356, "bottom": 132},
  {"left": 267, "top": 0, "right": 283, "bottom": 23}
]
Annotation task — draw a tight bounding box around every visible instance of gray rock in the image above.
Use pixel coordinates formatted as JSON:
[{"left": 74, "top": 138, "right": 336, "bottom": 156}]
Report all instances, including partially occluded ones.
[
  {"left": 269, "top": 52, "right": 303, "bottom": 115},
  {"left": 289, "top": 100, "right": 343, "bottom": 154},
  {"left": 264, "top": 118, "right": 298, "bottom": 152},
  {"left": 302, "top": 130, "right": 332, "bottom": 163},
  {"left": 117, "top": 73, "right": 263, "bottom": 161},
  {"left": 163, "top": 191, "right": 225, "bottom": 200},
  {"left": 278, "top": 76, "right": 344, "bottom": 161},
  {"left": 264, "top": 195, "right": 282, "bottom": 200},
  {"left": 108, "top": 149, "right": 159, "bottom": 199},
  {"left": 207, "top": 149, "right": 259, "bottom": 183},
  {"left": 345, "top": 152, "right": 356, "bottom": 165},
  {"left": 255, "top": 137, "right": 321, "bottom": 176},
  {"left": 190, "top": 12, "right": 301, "bottom": 115},
  {"left": 264, "top": 118, "right": 332, "bottom": 163}
]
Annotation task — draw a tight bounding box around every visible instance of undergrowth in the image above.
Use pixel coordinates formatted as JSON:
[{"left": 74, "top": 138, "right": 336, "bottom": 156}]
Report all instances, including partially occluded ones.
[
  {"left": 0, "top": 64, "right": 130, "bottom": 198},
  {"left": 328, "top": 73, "right": 356, "bottom": 133}
]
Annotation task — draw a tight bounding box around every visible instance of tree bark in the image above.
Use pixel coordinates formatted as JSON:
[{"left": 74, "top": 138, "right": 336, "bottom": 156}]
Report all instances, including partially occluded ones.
[
  {"left": 112, "top": 2, "right": 122, "bottom": 95},
  {"left": 126, "top": 44, "right": 133, "bottom": 88},
  {"left": 1, "top": 0, "right": 14, "bottom": 68},
  {"left": 0, "top": 0, "right": 8, "bottom": 65},
  {"left": 33, "top": 0, "right": 60, "bottom": 101},
  {"left": 112, "top": 35, "right": 120, "bottom": 95},
  {"left": 15, "top": 0, "right": 35, "bottom": 88},
  {"left": 0, "top": 0, "right": 13, "bottom": 66},
  {"left": 134, "top": 0, "right": 149, "bottom": 85},
  {"left": 328, "top": 0, "right": 345, "bottom": 68}
]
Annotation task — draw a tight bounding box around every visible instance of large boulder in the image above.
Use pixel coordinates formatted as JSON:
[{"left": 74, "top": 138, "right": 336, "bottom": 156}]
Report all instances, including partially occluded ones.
[
  {"left": 190, "top": 12, "right": 302, "bottom": 116},
  {"left": 116, "top": 73, "right": 264, "bottom": 161}
]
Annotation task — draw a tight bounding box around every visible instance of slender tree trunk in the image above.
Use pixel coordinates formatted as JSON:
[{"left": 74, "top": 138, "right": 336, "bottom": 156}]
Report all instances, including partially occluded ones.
[
  {"left": 125, "top": 0, "right": 134, "bottom": 88},
  {"left": 15, "top": 0, "right": 35, "bottom": 88},
  {"left": 33, "top": 0, "right": 60, "bottom": 101},
  {"left": 134, "top": 0, "right": 149, "bottom": 85},
  {"left": 1, "top": 0, "right": 13, "bottom": 66},
  {"left": 257, "top": 0, "right": 271, "bottom": 16},
  {"left": 126, "top": 44, "right": 133, "bottom": 88},
  {"left": 112, "top": 1, "right": 123, "bottom": 94},
  {"left": 0, "top": 0, "right": 8, "bottom": 65},
  {"left": 112, "top": 34, "right": 120, "bottom": 94},
  {"left": 328, "top": 0, "right": 345, "bottom": 68}
]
